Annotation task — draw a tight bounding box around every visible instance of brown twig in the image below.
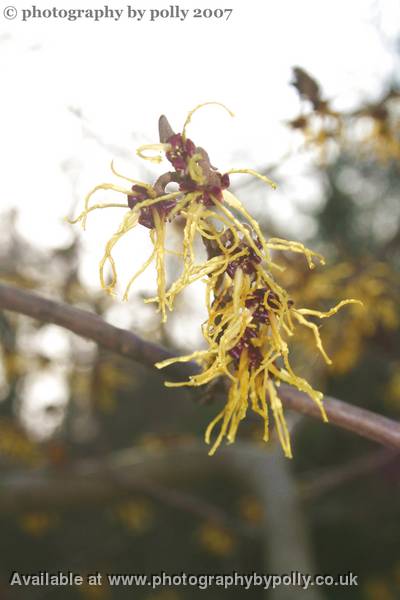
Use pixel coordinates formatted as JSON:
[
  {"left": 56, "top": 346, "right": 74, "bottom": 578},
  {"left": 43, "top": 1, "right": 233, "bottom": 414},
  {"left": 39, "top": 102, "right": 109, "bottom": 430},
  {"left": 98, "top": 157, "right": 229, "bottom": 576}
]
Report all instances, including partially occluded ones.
[
  {"left": 279, "top": 384, "right": 400, "bottom": 449},
  {"left": 0, "top": 282, "right": 196, "bottom": 381},
  {"left": 0, "top": 443, "right": 208, "bottom": 512},
  {"left": 1, "top": 281, "right": 400, "bottom": 449},
  {"left": 0, "top": 441, "right": 252, "bottom": 537},
  {"left": 158, "top": 115, "right": 175, "bottom": 143}
]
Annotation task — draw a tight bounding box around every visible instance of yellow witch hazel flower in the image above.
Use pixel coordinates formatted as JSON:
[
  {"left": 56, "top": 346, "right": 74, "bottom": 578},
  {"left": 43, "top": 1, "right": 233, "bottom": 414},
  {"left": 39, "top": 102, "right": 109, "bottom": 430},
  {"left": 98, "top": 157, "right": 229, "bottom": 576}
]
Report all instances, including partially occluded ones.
[
  {"left": 156, "top": 225, "right": 360, "bottom": 457},
  {"left": 69, "top": 102, "right": 277, "bottom": 321},
  {"left": 70, "top": 102, "right": 361, "bottom": 457}
]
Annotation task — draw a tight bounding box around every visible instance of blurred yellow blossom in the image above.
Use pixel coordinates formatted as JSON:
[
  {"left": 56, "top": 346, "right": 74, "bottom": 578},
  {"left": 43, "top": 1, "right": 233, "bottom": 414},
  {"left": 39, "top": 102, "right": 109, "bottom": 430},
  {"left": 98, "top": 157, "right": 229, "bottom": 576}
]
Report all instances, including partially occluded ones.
[
  {"left": 114, "top": 499, "right": 154, "bottom": 533},
  {"left": 364, "top": 577, "right": 396, "bottom": 600},
  {"left": 80, "top": 579, "right": 109, "bottom": 600},
  {"left": 237, "top": 495, "right": 264, "bottom": 525},
  {"left": 197, "top": 521, "right": 236, "bottom": 557},
  {"left": 19, "top": 512, "right": 56, "bottom": 536}
]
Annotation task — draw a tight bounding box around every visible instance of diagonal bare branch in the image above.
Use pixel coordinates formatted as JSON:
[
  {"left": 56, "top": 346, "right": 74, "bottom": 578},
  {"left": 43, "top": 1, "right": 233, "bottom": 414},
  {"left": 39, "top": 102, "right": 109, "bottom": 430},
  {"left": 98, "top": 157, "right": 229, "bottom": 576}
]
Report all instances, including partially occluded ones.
[{"left": 1, "top": 281, "right": 400, "bottom": 450}]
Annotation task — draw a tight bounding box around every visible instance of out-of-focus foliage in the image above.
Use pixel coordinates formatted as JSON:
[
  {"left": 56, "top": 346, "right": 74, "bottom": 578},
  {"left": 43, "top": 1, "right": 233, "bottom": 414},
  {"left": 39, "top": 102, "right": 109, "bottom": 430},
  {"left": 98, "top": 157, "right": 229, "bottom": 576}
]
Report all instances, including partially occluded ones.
[
  {"left": 286, "top": 67, "right": 400, "bottom": 600},
  {"left": 290, "top": 66, "right": 400, "bottom": 164},
  {"left": 279, "top": 258, "right": 399, "bottom": 375}
]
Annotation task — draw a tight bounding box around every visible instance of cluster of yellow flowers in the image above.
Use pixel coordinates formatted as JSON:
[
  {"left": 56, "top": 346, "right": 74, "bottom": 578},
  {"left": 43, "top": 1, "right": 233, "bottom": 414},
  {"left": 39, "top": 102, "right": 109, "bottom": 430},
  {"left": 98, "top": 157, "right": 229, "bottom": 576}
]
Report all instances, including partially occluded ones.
[
  {"left": 277, "top": 258, "right": 399, "bottom": 375},
  {"left": 289, "top": 67, "right": 400, "bottom": 163},
  {"left": 70, "top": 103, "right": 360, "bottom": 457}
]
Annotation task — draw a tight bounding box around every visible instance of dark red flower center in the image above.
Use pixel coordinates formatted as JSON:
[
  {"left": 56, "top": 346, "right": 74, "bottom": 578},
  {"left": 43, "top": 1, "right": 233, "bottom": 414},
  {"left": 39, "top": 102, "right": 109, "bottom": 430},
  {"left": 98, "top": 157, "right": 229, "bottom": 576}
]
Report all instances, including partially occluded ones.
[
  {"left": 127, "top": 185, "right": 176, "bottom": 229},
  {"left": 166, "top": 134, "right": 196, "bottom": 172}
]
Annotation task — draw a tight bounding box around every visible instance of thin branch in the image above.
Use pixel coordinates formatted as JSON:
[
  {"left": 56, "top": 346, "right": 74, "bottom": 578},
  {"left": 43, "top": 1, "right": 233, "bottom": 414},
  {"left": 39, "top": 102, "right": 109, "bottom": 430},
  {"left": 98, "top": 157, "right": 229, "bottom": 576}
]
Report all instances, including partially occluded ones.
[
  {"left": 0, "top": 282, "right": 196, "bottom": 381},
  {"left": 0, "top": 441, "right": 253, "bottom": 538},
  {"left": 279, "top": 384, "right": 400, "bottom": 449},
  {"left": 1, "top": 282, "right": 400, "bottom": 449},
  {"left": 300, "top": 448, "right": 399, "bottom": 499},
  {"left": 0, "top": 443, "right": 210, "bottom": 513}
]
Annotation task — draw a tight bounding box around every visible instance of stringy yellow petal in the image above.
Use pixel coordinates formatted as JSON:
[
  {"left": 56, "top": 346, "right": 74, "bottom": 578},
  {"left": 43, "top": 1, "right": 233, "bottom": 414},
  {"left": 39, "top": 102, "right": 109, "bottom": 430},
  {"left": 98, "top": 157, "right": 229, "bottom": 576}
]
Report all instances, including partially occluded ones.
[
  {"left": 227, "top": 168, "right": 277, "bottom": 190},
  {"left": 81, "top": 183, "right": 134, "bottom": 229},
  {"left": 110, "top": 160, "right": 155, "bottom": 193},
  {"left": 182, "top": 102, "right": 234, "bottom": 140},
  {"left": 66, "top": 203, "right": 128, "bottom": 225},
  {"left": 136, "top": 143, "right": 169, "bottom": 163},
  {"left": 293, "top": 311, "right": 333, "bottom": 365},
  {"left": 123, "top": 247, "right": 156, "bottom": 301},
  {"left": 296, "top": 298, "right": 363, "bottom": 318},
  {"left": 99, "top": 210, "right": 139, "bottom": 295},
  {"left": 267, "top": 379, "right": 292, "bottom": 458},
  {"left": 155, "top": 350, "right": 210, "bottom": 370}
]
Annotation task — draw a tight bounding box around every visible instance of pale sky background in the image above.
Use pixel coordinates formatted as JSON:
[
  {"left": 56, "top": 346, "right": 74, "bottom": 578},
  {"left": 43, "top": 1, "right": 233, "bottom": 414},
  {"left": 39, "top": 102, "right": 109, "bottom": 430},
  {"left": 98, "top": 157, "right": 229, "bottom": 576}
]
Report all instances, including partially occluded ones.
[{"left": 0, "top": 0, "right": 399, "bottom": 435}]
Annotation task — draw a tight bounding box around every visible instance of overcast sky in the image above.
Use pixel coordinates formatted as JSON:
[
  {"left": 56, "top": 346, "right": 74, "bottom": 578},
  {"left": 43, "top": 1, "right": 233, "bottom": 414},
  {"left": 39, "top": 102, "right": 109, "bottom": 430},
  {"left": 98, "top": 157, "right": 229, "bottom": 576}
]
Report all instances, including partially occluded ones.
[{"left": 1, "top": 0, "right": 399, "bottom": 239}]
